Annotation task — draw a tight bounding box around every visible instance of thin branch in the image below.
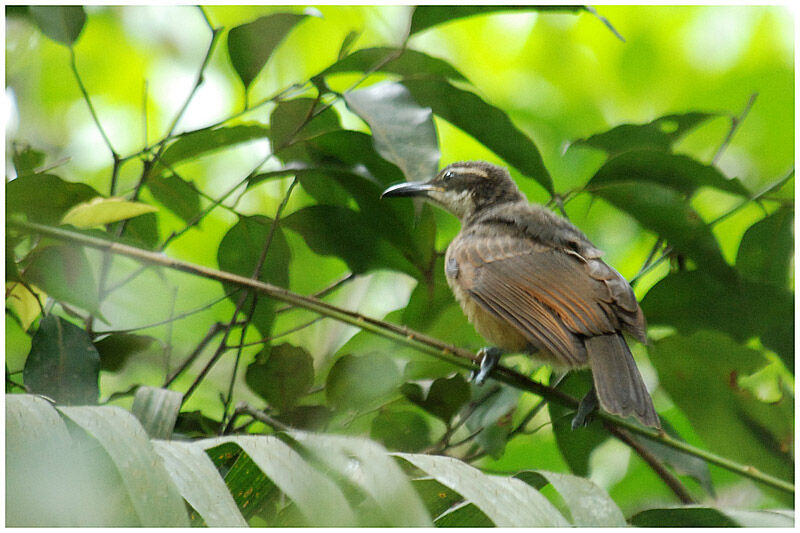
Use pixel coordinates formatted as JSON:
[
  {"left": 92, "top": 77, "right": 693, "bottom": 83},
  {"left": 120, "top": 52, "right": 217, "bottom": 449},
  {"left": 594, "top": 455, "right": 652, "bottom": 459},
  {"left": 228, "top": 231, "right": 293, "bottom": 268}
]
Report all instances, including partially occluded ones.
[
  {"left": 713, "top": 93, "right": 757, "bottom": 166},
  {"left": 163, "top": 321, "right": 226, "bottom": 388},
  {"left": 10, "top": 219, "right": 794, "bottom": 496},
  {"left": 69, "top": 47, "right": 118, "bottom": 159},
  {"left": 227, "top": 315, "right": 326, "bottom": 349},
  {"left": 276, "top": 272, "right": 355, "bottom": 314}
]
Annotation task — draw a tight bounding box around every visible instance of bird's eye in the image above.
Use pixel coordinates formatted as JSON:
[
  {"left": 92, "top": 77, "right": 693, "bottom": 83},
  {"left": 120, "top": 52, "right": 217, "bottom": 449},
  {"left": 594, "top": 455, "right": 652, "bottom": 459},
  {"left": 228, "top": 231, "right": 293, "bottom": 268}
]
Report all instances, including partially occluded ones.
[{"left": 443, "top": 171, "right": 454, "bottom": 180}]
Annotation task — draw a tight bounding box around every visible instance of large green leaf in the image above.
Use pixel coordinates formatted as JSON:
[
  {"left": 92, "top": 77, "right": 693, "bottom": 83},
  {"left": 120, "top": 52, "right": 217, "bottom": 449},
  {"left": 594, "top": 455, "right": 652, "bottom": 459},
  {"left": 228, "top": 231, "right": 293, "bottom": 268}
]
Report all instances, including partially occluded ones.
[
  {"left": 217, "top": 216, "right": 291, "bottom": 336},
  {"left": 649, "top": 331, "right": 794, "bottom": 483},
  {"left": 401, "top": 373, "right": 471, "bottom": 422},
  {"left": 227, "top": 13, "right": 309, "bottom": 90},
  {"left": 409, "top": 5, "right": 583, "bottom": 34},
  {"left": 641, "top": 271, "right": 793, "bottom": 367},
  {"left": 7, "top": 173, "right": 100, "bottom": 225},
  {"left": 146, "top": 174, "right": 202, "bottom": 223},
  {"left": 736, "top": 207, "right": 794, "bottom": 287},
  {"left": 23, "top": 315, "right": 100, "bottom": 405},
  {"left": 151, "top": 124, "right": 271, "bottom": 177},
  {"left": 402, "top": 78, "right": 554, "bottom": 194},
  {"left": 317, "top": 46, "right": 466, "bottom": 81},
  {"left": 344, "top": 81, "right": 440, "bottom": 182},
  {"left": 326, "top": 353, "right": 402, "bottom": 411},
  {"left": 58, "top": 404, "right": 190, "bottom": 526},
  {"left": 370, "top": 407, "right": 432, "bottom": 452},
  {"left": 587, "top": 150, "right": 750, "bottom": 197},
  {"left": 269, "top": 97, "right": 341, "bottom": 154},
  {"left": 22, "top": 244, "right": 102, "bottom": 317},
  {"left": 29, "top": 5, "right": 86, "bottom": 46},
  {"left": 573, "top": 112, "right": 718, "bottom": 157},
  {"left": 589, "top": 181, "right": 734, "bottom": 279},
  {"left": 204, "top": 441, "right": 276, "bottom": 521},
  {"left": 94, "top": 333, "right": 156, "bottom": 372},
  {"left": 245, "top": 343, "right": 314, "bottom": 412}
]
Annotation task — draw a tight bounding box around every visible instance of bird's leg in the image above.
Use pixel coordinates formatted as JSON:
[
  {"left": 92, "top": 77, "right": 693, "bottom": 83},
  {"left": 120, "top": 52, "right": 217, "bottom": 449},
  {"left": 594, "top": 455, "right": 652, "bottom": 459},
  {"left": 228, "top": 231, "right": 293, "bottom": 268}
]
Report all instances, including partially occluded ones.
[
  {"left": 469, "top": 347, "right": 504, "bottom": 385},
  {"left": 571, "top": 386, "right": 599, "bottom": 429}
]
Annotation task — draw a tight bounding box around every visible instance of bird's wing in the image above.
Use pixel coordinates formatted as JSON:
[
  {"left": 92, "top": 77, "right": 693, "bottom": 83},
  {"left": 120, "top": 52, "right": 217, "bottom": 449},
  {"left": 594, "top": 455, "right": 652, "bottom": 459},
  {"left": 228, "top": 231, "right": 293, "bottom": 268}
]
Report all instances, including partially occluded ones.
[{"left": 450, "top": 234, "right": 644, "bottom": 365}]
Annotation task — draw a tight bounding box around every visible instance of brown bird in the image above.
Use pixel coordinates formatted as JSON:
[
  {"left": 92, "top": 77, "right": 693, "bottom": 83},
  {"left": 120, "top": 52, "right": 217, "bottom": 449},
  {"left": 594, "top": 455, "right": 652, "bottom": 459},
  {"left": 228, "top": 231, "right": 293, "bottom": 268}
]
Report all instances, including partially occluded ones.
[{"left": 382, "top": 161, "right": 659, "bottom": 428}]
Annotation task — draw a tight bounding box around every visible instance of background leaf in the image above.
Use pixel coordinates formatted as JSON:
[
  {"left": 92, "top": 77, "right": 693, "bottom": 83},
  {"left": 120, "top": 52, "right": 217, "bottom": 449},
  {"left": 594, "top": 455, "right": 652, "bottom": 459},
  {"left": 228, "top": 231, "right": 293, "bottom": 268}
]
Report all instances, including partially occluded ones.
[
  {"left": 29, "top": 5, "right": 86, "bottom": 46},
  {"left": 7, "top": 173, "right": 100, "bottom": 225},
  {"left": 735, "top": 207, "right": 794, "bottom": 287},
  {"left": 245, "top": 343, "right": 314, "bottom": 412}
]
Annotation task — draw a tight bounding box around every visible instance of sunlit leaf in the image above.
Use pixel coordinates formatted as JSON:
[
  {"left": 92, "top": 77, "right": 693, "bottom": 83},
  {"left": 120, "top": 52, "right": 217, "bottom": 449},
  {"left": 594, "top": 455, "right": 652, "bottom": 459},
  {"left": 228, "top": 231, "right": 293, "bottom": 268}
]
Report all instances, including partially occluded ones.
[
  {"left": 326, "top": 353, "right": 402, "bottom": 411},
  {"left": 403, "top": 78, "right": 554, "bottom": 194},
  {"left": 269, "top": 97, "right": 341, "bottom": 155},
  {"left": 61, "top": 197, "right": 158, "bottom": 228},
  {"left": 29, "top": 5, "right": 86, "bottom": 46},
  {"left": 227, "top": 13, "right": 309, "bottom": 90},
  {"left": 5, "top": 282, "right": 44, "bottom": 331},
  {"left": 589, "top": 181, "right": 734, "bottom": 279},
  {"left": 7, "top": 173, "right": 100, "bottom": 225},
  {"left": 736, "top": 207, "right": 794, "bottom": 287},
  {"left": 245, "top": 343, "right": 314, "bottom": 412},
  {"left": 318, "top": 46, "right": 466, "bottom": 81},
  {"left": 344, "top": 81, "right": 440, "bottom": 182}
]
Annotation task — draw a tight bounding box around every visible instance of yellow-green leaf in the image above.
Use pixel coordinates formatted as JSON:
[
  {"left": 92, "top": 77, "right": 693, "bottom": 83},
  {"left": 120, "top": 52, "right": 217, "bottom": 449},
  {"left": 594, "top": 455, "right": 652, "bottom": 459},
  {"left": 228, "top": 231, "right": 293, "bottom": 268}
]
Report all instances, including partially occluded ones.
[{"left": 61, "top": 197, "right": 158, "bottom": 228}]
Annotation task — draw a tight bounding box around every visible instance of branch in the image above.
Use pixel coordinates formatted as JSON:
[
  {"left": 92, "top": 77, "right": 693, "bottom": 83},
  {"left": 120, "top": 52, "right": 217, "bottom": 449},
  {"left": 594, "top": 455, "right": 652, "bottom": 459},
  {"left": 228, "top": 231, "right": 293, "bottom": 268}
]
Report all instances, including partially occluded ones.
[{"left": 8, "top": 219, "right": 794, "bottom": 496}]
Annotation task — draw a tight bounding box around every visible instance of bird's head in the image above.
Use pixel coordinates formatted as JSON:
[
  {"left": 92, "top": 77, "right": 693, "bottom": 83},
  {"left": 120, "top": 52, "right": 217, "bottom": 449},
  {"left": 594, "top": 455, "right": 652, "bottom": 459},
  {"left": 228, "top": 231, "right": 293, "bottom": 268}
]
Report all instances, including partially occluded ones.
[{"left": 381, "top": 161, "right": 524, "bottom": 220}]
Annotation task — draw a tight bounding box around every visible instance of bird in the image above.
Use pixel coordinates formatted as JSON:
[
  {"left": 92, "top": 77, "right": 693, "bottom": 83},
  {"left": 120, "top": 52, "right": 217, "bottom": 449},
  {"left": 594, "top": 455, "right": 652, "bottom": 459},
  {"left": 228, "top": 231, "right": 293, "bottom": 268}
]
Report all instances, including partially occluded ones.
[{"left": 381, "top": 160, "right": 660, "bottom": 428}]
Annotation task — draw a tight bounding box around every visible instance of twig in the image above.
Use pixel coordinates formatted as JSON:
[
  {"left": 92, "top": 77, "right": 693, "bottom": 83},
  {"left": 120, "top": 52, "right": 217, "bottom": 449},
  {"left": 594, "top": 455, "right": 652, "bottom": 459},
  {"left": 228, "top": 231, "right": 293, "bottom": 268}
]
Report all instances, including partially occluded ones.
[
  {"left": 69, "top": 47, "right": 118, "bottom": 160},
  {"left": 10, "top": 219, "right": 794, "bottom": 496},
  {"left": 713, "top": 93, "right": 757, "bottom": 166},
  {"left": 227, "top": 315, "right": 326, "bottom": 349},
  {"left": 163, "top": 322, "right": 225, "bottom": 388},
  {"left": 276, "top": 273, "right": 355, "bottom": 314}
]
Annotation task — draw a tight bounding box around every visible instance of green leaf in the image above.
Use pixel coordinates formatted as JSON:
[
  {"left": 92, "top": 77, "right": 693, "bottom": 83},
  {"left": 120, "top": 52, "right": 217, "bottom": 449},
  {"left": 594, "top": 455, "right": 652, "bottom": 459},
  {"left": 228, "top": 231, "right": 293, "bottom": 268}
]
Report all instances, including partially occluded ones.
[
  {"left": 23, "top": 315, "right": 100, "bottom": 405},
  {"left": 630, "top": 507, "right": 794, "bottom": 527},
  {"left": 131, "top": 386, "right": 183, "bottom": 440},
  {"left": 94, "top": 333, "right": 156, "bottom": 372},
  {"left": 200, "top": 436, "right": 357, "bottom": 526},
  {"left": 204, "top": 441, "right": 276, "bottom": 521},
  {"left": 29, "top": 5, "right": 86, "bottom": 46},
  {"left": 402, "top": 78, "right": 554, "bottom": 194},
  {"left": 147, "top": 174, "right": 202, "bottom": 223},
  {"left": 326, "top": 353, "right": 401, "bottom": 411},
  {"left": 402, "top": 373, "right": 471, "bottom": 422},
  {"left": 151, "top": 124, "right": 271, "bottom": 177},
  {"left": 276, "top": 405, "right": 332, "bottom": 431},
  {"left": 61, "top": 197, "right": 158, "bottom": 228},
  {"left": 123, "top": 212, "right": 160, "bottom": 249},
  {"left": 151, "top": 441, "right": 248, "bottom": 527},
  {"left": 282, "top": 205, "right": 419, "bottom": 277},
  {"left": 7, "top": 173, "right": 100, "bottom": 225},
  {"left": 58, "top": 405, "right": 190, "bottom": 526},
  {"left": 23, "top": 244, "right": 102, "bottom": 317},
  {"left": 217, "top": 216, "right": 291, "bottom": 336},
  {"left": 409, "top": 5, "right": 583, "bottom": 34},
  {"left": 318, "top": 47, "right": 466, "bottom": 81},
  {"left": 638, "top": 422, "right": 716, "bottom": 497},
  {"left": 573, "top": 112, "right": 718, "bottom": 156},
  {"left": 289, "top": 432, "right": 433, "bottom": 526},
  {"left": 12, "top": 144, "right": 46, "bottom": 175},
  {"left": 589, "top": 181, "right": 734, "bottom": 279},
  {"left": 587, "top": 150, "right": 750, "bottom": 197},
  {"left": 411, "top": 478, "right": 464, "bottom": 520},
  {"left": 649, "top": 331, "right": 793, "bottom": 482},
  {"left": 227, "top": 13, "right": 309, "bottom": 90},
  {"left": 736, "top": 207, "right": 794, "bottom": 287},
  {"left": 395, "top": 453, "right": 570, "bottom": 527},
  {"left": 435, "top": 502, "right": 493, "bottom": 527},
  {"left": 245, "top": 343, "right": 314, "bottom": 412},
  {"left": 344, "top": 81, "right": 440, "bottom": 182},
  {"left": 269, "top": 97, "right": 341, "bottom": 154},
  {"left": 465, "top": 385, "right": 521, "bottom": 458},
  {"left": 641, "top": 271, "right": 793, "bottom": 367},
  {"left": 370, "top": 408, "right": 431, "bottom": 452}
]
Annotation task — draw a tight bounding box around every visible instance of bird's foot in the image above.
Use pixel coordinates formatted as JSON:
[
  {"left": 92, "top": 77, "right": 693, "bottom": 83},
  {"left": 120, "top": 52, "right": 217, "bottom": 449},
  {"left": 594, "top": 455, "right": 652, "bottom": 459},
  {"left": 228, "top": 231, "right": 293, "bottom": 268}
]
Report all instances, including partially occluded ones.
[
  {"left": 571, "top": 387, "right": 599, "bottom": 430},
  {"left": 469, "top": 347, "right": 504, "bottom": 386}
]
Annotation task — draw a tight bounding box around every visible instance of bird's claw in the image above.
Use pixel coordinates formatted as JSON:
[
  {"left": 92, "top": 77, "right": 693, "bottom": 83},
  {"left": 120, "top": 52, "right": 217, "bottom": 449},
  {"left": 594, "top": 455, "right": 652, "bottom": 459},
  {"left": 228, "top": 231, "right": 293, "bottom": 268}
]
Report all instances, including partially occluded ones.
[{"left": 469, "top": 347, "right": 504, "bottom": 385}]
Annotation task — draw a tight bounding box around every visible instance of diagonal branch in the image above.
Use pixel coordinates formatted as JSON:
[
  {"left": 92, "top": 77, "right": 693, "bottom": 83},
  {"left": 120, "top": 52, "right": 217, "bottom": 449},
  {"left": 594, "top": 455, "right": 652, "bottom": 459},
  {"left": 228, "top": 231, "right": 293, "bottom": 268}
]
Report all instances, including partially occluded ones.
[{"left": 8, "top": 219, "right": 794, "bottom": 496}]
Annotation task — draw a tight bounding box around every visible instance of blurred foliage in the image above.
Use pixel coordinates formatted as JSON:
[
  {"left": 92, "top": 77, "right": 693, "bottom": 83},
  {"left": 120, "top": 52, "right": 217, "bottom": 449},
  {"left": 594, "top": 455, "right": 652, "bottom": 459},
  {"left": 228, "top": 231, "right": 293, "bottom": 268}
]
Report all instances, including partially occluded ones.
[{"left": 5, "top": 4, "right": 794, "bottom": 526}]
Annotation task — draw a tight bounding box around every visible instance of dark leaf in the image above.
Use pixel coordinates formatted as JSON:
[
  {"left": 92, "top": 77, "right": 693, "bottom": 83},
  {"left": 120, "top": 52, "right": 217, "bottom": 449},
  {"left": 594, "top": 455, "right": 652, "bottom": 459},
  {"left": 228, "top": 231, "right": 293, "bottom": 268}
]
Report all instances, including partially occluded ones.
[
  {"left": 326, "top": 353, "right": 401, "bottom": 411},
  {"left": 641, "top": 271, "right": 793, "bottom": 368},
  {"left": 403, "top": 78, "right": 553, "bottom": 193},
  {"left": 7, "top": 173, "right": 100, "bottom": 225},
  {"left": 587, "top": 150, "right": 750, "bottom": 197},
  {"left": 29, "top": 5, "right": 86, "bottom": 46},
  {"left": 276, "top": 405, "right": 332, "bottom": 431},
  {"left": 649, "top": 331, "right": 793, "bottom": 483},
  {"left": 147, "top": 174, "right": 202, "bottom": 223},
  {"left": 409, "top": 5, "right": 582, "bottom": 35},
  {"left": 174, "top": 410, "right": 223, "bottom": 438},
  {"left": 217, "top": 216, "right": 291, "bottom": 336},
  {"left": 434, "top": 502, "right": 494, "bottom": 527},
  {"left": 245, "top": 343, "right": 314, "bottom": 412},
  {"left": 269, "top": 97, "right": 341, "bottom": 155},
  {"left": 12, "top": 144, "right": 46, "bottom": 176},
  {"left": 548, "top": 371, "right": 608, "bottom": 477},
  {"left": 94, "top": 333, "right": 157, "bottom": 372},
  {"left": 371, "top": 408, "right": 431, "bottom": 452},
  {"left": 573, "top": 112, "right": 718, "bottom": 157},
  {"left": 282, "top": 205, "right": 419, "bottom": 277},
  {"left": 411, "top": 478, "right": 464, "bottom": 520},
  {"left": 23, "top": 244, "right": 103, "bottom": 317},
  {"left": 402, "top": 374, "right": 471, "bottom": 422},
  {"left": 465, "top": 385, "right": 520, "bottom": 458},
  {"left": 24, "top": 315, "right": 100, "bottom": 405},
  {"left": 590, "top": 181, "right": 734, "bottom": 279},
  {"left": 736, "top": 207, "right": 794, "bottom": 287},
  {"left": 123, "top": 212, "right": 160, "bottom": 249},
  {"left": 227, "top": 13, "right": 309, "bottom": 90},
  {"left": 151, "top": 124, "right": 271, "bottom": 177},
  {"left": 344, "top": 81, "right": 440, "bottom": 182},
  {"left": 337, "top": 30, "right": 360, "bottom": 59},
  {"left": 630, "top": 507, "right": 794, "bottom": 527},
  {"left": 318, "top": 47, "right": 466, "bottom": 81},
  {"left": 204, "top": 443, "right": 277, "bottom": 521}
]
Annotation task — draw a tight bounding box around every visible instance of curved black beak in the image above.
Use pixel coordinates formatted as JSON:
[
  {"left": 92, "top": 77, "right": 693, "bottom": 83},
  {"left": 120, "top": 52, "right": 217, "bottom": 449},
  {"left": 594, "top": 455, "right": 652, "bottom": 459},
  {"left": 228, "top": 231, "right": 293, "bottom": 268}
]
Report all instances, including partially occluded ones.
[{"left": 381, "top": 181, "right": 440, "bottom": 199}]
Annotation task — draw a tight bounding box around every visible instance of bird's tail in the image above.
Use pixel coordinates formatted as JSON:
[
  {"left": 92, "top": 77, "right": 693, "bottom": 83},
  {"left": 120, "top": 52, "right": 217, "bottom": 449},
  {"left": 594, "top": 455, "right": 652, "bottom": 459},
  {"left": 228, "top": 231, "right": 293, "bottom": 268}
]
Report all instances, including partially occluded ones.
[{"left": 586, "top": 333, "right": 660, "bottom": 428}]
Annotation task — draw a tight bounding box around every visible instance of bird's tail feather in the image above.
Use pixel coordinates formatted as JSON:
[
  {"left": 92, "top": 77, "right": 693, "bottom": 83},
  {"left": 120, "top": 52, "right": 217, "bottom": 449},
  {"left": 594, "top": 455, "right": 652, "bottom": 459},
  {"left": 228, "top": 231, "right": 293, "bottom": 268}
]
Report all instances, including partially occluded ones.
[{"left": 586, "top": 333, "right": 660, "bottom": 428}]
